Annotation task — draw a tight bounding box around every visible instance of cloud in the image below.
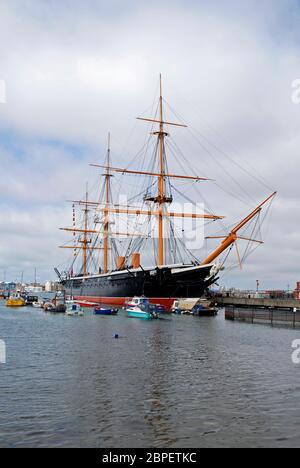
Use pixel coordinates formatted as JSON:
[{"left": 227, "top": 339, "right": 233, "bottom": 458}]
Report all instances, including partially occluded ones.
[{"left": 0, "top": 0, "right": 299, "bottom": 288}]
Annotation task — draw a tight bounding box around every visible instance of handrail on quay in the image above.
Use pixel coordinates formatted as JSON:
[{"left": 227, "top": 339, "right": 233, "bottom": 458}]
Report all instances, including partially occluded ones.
[{"left": 225, "top": 306, "right": 300, "bottom": 329}]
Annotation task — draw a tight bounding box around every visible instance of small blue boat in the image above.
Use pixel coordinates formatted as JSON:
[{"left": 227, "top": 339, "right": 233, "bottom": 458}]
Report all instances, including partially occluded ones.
[{"left": 94, "top": 307, "right": 118, "bottom": 316}]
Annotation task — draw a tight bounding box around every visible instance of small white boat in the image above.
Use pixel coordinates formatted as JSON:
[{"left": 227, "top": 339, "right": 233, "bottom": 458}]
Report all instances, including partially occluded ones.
[
  {"left": 65, "top": 301, "right": 84, "bottom": 317},
  {"left": 127, "top": 296, "right": 153, "bottom": 309},
  {"left": 32, "top": 301, "right": 43, "bottom": 308}
]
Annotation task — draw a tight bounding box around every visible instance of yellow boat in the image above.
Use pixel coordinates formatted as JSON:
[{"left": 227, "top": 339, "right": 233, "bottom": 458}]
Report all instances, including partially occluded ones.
[{"left": 6, "top": 294, "right": 25, "bottom": 307}]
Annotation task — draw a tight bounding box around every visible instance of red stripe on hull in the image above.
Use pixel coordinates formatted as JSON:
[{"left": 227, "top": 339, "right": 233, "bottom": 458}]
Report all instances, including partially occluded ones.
[{"left": 74, "top": 296, "right": 175, "bottom": 310}]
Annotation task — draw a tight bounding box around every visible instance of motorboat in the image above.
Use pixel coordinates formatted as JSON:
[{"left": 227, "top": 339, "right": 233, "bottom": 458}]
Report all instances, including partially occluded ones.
[
  {"left": 6, "top": 294, "right": 25, "bottom": 307},
  {"left": 126, "top": 297, "right": 159, "bottom": 320},
  {"left": 94, "top": 307, "right": 118, "bottom": 316},
  {"left": 65, "top": 301, "right": 84, "bottom": 316},
  {"left": 32, "top": 301, "right": 44, "bottom": 308}
]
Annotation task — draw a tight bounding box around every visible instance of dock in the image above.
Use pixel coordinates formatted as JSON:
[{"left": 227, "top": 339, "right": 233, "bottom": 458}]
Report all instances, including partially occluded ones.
[{"left": 216, "top": 296, "right": 300, "bottom": 311}]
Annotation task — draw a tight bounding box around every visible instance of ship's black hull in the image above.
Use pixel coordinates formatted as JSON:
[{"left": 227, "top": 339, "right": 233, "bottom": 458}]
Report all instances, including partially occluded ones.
[{"left": 62, "top": 264, "right": 218, "bottom": 307}]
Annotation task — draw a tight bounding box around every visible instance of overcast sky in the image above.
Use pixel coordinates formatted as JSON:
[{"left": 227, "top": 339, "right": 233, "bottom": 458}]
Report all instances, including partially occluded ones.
[{"left": 0, "top": 0, "right": 300, "bottom": 289}]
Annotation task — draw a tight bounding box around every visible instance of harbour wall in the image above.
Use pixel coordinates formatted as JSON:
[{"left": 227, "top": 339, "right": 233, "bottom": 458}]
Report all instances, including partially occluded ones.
[
  {"left": 225, "top": 306, "right": 300, "bottom": 328},
  {"left": 216, "top": 296, "right": 300, "bottom": 310}
]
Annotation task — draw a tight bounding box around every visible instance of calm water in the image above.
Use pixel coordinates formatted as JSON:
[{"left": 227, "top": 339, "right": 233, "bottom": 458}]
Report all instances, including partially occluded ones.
[{"left": 0, "top": 301, "right": 299, "bottom": 448}]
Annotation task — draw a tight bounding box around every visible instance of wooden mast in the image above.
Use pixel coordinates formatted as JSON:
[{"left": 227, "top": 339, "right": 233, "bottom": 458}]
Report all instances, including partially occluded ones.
[
  {"left": 80, "top": 185, "right": 90, "bottom": 276},
  {"left": 158, "top": 74, "right": 165, "bottom": 266},
  {"left": 103, "top": 133, "right": 111, "bottom": 273},
  {"left": 61, "top": 135, "right": 115, "bottom": 275}
]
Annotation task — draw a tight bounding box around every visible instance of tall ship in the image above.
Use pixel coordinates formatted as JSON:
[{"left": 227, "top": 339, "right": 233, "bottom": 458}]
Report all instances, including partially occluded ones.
[{"left": 57, "top": 76, "right": 276, "bottom": 308}]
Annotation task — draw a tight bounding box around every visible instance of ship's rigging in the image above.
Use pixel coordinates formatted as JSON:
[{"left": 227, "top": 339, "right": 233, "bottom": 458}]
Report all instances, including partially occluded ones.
[{"left": 58, "top": 75, "right": 276, "bottom": 279}]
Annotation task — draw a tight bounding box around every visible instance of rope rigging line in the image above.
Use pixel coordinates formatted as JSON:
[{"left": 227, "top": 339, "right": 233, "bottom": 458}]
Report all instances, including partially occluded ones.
[
  {"left": 163, "top": 97, "right": 274, "bottom": 194},
  {"left": 166, "top": 133, "right": 254, "bottom": 210},
  {"left": 113, "top": 83, "right": 160, "bottom": 169},
  {"left": 162, "top": 99, "right": 258, "bottom": 206},
  {"left": 169, "top": 183, "right": 221, "bottom": 228}
]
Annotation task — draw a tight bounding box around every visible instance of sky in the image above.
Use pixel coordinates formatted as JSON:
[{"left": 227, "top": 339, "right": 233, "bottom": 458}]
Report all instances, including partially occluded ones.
[{"left": 0, "top": 0, "right": 300, "bottom": 289}]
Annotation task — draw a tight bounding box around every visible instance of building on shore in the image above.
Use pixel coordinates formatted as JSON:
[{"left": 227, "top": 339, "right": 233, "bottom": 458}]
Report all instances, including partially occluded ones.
[
  {"left": 44, "top": 281, "right": 63, "bottom": 293},
  {"left": 24, "top": 284, "right": 44, "bottom": 293},
  {"left": 0, "top": 282, "right": 17, "bottom": 293},
  {"left": 215, "top": 283, "right": 300, "bottom": 300}
]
